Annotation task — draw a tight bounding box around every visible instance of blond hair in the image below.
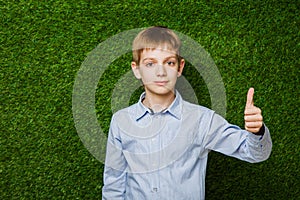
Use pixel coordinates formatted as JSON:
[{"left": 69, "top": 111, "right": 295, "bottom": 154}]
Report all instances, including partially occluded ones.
[{"left": 132, "top": 26, "right": 182, "bottom": 65}]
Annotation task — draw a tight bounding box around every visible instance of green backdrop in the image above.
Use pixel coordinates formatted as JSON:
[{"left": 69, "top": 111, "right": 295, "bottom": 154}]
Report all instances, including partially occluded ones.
[{"left": 1, "top": 0, "right": 299, "bottom": 199}]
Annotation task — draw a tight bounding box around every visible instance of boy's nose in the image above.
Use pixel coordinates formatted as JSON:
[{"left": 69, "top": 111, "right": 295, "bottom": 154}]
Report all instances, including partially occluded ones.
[{"left": 156, "top": 64, "right": 166, "bottom": 76}]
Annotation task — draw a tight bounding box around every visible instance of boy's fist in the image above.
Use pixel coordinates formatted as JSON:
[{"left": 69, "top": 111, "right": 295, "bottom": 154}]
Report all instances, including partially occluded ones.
[{"left": 244, "top": 88, "right": 263, "bottom": 134}]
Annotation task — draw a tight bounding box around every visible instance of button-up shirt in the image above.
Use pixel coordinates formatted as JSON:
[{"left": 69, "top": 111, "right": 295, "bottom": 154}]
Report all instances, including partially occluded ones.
[{"left": 102, "top": 91, "right": 272, "bottom": 200}]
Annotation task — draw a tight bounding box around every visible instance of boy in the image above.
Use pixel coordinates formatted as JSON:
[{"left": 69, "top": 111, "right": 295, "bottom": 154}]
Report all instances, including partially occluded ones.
[{"left": 102, "top": 26, "right": 272, "bottom": 200}]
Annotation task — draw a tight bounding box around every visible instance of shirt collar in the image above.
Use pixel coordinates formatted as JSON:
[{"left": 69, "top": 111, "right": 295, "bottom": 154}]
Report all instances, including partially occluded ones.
[{"left": 135, "top": 90, "right": 182, "bottom": 121}]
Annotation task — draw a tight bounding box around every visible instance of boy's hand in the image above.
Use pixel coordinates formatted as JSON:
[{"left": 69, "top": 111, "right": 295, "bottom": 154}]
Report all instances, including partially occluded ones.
[{"left": 244, "top": 88, "right": 263, "bottom": 134}]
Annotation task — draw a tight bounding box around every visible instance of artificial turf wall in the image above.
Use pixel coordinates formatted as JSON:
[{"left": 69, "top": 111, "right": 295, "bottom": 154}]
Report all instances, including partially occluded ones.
[{"left": 1, "top": 0, "right": 299, "bottom": 199}]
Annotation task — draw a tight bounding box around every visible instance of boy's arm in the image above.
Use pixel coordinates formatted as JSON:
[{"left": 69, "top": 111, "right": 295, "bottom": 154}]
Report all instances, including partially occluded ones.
[
  {"left": 102, "top": 115, "right": 127, "bottom": 200},
  {"left": 204, "top": 88, "right": 272, "bottom": 163}
]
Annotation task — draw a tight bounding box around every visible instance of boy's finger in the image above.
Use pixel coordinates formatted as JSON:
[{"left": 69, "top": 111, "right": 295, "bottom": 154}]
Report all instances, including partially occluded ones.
[
  {"left": 244, "top": 106, "right": 261, "bottom": 115},
  {"left": 246, "top": 87, "right": 254, "bottom": 107},
  {"left": 244, "top": 113, "right": 263, "bottom": 121}
]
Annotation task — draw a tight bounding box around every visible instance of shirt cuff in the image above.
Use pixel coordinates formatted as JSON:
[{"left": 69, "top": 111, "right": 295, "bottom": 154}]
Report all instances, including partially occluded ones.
[
  {"left": 247, "top": 124, "right": 267, "bottom": 142},
  {"left": 254, "top": 124, "right": 265, "bottom": 136}
]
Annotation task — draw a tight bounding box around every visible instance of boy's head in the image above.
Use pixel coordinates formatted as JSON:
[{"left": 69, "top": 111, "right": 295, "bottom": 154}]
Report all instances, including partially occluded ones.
[
  {"left": 132, "top": 26, "right": 182, "bottom": 65},
  {"left": 131, "top": 26, "right": 185, "bottom": 98}
]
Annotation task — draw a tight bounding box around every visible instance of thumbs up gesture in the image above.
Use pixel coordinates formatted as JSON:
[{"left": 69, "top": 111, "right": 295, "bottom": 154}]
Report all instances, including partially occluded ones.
[{"left": 244, "top": 88, "right": 264, "bottom": 134}]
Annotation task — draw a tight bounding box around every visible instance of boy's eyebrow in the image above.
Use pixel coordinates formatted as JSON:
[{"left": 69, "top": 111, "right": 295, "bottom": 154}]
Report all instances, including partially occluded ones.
[
  {"left": 141, "top": 57, "right": 157, "bottom": 62},
  {"left": 163, "top": 56, "right": 177, "bottom": 61},
  {"left": 162, "top": 56, "right": 178, "bottom": 63},
  {"left": 142, "top": 56, "right": 177, "bottom": 63}
]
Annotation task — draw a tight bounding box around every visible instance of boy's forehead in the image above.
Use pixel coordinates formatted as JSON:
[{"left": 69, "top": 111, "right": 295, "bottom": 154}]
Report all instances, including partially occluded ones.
[
  {"left": 140, "top": 49, "right": 178, "bottom": 61},
  {"left": 140, "top": 46, "right": 178, "bottom": 57}
]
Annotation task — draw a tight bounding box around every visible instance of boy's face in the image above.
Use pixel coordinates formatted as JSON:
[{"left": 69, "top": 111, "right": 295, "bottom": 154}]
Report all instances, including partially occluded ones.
[{"left": 131, "top": 48, "right": 185, "bottom": 97}]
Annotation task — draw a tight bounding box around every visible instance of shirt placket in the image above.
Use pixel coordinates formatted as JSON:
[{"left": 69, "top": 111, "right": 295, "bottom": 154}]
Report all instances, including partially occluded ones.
[{"left": 150, "top": 114, "right": 161, "bottom": 199}]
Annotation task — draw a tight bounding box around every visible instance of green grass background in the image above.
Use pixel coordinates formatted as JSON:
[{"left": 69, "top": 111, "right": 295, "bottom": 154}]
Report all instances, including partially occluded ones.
[{"left": 1, "top": 0, "right": 299, "bottom": 199}]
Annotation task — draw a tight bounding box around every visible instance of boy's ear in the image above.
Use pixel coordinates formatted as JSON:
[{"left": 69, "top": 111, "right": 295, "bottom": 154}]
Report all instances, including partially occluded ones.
[
  {"left": 131, "top": 61, "right": 142, "bottom": 79},
  {"left": 177, "top": 59, "right": 185, "bottom": 77}
]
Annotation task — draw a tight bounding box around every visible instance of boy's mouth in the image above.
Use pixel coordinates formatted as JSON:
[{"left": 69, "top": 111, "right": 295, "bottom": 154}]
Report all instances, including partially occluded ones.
[{"left": 154, "top": 81, "right": 169, "bottom": 86}]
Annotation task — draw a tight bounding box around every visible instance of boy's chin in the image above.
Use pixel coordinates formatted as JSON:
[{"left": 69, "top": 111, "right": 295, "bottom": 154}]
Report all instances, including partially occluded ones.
[{"left": 145, "top": 86, "right": 175, "bottom": 96}]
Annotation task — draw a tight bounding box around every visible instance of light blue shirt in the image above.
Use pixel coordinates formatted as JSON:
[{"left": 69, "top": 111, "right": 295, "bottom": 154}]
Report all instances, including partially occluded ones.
[{"left": 102, "top": 91, "right": 272, "bottom": 200}]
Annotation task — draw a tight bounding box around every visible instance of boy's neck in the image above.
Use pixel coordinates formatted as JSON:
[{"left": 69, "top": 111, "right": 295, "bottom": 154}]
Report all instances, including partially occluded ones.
[{"left": 142, "top": 91, "right": 175, "bottom": 113}]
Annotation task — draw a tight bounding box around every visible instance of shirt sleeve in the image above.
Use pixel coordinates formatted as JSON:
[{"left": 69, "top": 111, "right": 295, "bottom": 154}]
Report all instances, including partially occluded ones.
[
  {"left": 102, "top": 115, "right": 127, "bottom": 200},
  {"left": 203, "top": 112, "right": 272, "bottom": 163}
]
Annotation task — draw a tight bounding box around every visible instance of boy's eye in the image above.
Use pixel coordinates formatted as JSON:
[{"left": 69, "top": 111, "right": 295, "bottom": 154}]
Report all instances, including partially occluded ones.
[
  {"left": 145, "top": 62, "right": 154, "bottom": 67},
  {"left": 166, "top": 61, "right": 176, "bottom": 66}
]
